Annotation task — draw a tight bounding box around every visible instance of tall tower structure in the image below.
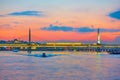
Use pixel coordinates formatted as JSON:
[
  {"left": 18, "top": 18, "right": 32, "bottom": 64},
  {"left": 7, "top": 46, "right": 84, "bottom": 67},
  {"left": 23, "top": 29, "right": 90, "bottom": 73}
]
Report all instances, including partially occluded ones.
[
  {"left": 29, "top": 28, "right": 31, "bottom": 45},
  {"left": 28, "top": 28, "right": 31, "bottom": 53},
  {"left": 97, "top": 28, "right": 101, "bottom": 44}
]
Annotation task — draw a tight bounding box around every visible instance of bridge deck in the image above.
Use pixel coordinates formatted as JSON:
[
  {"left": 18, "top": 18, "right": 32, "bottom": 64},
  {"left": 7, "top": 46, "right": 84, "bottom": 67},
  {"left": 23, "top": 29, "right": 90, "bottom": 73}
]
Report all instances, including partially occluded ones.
[{"left": 0, "top": 44, "right": 120, "bottom": 48}]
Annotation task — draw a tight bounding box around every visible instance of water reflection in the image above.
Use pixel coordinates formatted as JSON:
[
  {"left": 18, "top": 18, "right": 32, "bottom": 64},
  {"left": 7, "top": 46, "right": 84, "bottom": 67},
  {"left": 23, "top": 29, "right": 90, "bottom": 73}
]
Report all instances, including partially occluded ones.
[{"left": 95, "top": 52, "right": 102, "bottom": 80}]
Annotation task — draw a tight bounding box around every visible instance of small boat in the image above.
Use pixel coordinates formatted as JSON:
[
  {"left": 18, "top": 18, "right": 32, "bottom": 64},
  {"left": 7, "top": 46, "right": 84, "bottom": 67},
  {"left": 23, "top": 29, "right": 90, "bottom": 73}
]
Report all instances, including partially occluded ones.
[
  {"left": 42, "top": 53, "right": 47, "bottom": 57},
  {"left": 13, "top": 49, "right": 19, "bottom": 52}
]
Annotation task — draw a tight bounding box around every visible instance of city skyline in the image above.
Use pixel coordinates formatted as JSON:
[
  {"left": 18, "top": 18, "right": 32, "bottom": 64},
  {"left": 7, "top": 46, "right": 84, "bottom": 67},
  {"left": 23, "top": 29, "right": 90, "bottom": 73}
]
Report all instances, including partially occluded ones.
[{"left": 0, "top": 0, "right": 120, "bottom": 44}]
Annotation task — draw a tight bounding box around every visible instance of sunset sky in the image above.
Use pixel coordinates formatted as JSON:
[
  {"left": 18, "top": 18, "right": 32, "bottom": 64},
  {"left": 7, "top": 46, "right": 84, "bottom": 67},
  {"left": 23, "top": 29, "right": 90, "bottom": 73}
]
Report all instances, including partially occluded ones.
[{"left": 0, "top": 0, "right": 120, "bottom": 44}]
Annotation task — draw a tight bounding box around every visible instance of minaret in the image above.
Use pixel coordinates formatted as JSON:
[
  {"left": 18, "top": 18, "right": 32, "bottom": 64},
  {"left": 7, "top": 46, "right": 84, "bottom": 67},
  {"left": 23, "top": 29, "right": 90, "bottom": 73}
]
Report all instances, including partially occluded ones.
[
  {"left": 28, "top": 28, "right": 31, "bottom": 53},
  {"left": 97, "top": 28, "right": 101, "bottom": 44},
  {"left": 29, "top": 28, "right": 31, "bottom": 45}
]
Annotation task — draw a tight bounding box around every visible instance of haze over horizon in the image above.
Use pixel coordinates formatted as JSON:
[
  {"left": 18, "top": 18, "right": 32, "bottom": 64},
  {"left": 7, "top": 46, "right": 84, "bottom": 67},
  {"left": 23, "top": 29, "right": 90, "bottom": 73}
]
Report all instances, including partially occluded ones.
[{"left": 0, "top": 0, "right": 120, "bottom": 44}]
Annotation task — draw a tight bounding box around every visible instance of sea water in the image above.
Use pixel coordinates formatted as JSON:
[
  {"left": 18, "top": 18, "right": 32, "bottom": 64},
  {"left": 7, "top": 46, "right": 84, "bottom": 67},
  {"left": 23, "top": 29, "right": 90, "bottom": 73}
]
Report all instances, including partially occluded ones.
[{"left": 0, "top": 51, "right": 120, "bottom": 80}]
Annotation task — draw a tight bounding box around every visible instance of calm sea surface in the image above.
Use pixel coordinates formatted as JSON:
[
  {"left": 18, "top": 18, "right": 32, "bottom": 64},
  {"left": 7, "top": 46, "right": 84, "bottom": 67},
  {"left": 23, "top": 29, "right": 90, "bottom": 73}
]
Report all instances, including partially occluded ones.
[{"left": 0, "top": 51, "right": 120, "bottom": 80}]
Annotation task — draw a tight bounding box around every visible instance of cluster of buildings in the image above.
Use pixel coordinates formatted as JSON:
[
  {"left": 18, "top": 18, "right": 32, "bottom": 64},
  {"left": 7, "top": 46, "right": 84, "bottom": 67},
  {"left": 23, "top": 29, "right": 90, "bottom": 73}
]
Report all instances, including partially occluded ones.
[{"left": 0, "top": 39, "right": 28, "bottom": 44}]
